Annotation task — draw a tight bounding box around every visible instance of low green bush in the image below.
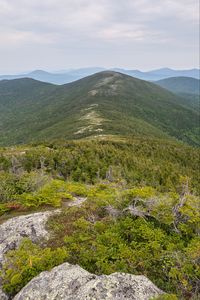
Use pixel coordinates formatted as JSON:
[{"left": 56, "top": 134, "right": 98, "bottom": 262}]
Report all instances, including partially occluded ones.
[
  {"left": 15, "top": 180, "right": 74, "bottom": 208},
  {"left": 1, "top": 239, "right": 68, "bottom": 296}
]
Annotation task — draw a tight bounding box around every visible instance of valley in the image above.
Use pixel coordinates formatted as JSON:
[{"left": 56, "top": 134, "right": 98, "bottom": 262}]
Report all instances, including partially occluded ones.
[{"left": 0, "top": 71, "right": 199, "bottom": 300}]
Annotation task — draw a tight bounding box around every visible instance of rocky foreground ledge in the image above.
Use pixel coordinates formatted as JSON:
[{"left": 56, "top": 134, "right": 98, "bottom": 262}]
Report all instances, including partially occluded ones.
[
  {"left": 13, "top": 262, "right": 163, "bottom": 300},
  {"left": 0, "top": 197, "right": 86, "bottom": 267},
  {"left": 0, "top": 210, "right": 61, "bottom": 300},
  {"left": 0, "top": 201, "right": 163, "bottom": 300},
  {"left": 0, "top": 210, "right": 61, "bottom": 266}
]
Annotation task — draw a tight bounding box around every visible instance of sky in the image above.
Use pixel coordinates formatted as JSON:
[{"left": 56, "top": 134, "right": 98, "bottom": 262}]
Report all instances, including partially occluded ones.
[{"left": 0, "top": 0, "right": 199, "bottom": 74}]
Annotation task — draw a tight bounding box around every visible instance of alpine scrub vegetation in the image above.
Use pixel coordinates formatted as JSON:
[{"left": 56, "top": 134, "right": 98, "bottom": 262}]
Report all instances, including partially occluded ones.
[
  {"left": 47, "top": 183, "right": 200, "bottom": 299},
  {"left": 0, "top": 138, "right": 199, "bottom": 299},
  {"left": 0, "top": 177, "right": 74, "bottom": 216},
  {"left": 1, "top": 239, "right": 68, "bottom": 296},
  {"left": 1, "top": 180, "right": 200, "bottom": 299}
]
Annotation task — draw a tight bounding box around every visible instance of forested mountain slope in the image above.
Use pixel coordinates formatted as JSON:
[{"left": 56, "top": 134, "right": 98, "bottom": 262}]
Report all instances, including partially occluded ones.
[
  {"left": 155, "top": 77, "right": 200, "bottom": 95},
  {"left": 0, "top": 71, "right": 199, "bottom": 146},
  {"left": 155, "top": 76, "right": 200, "bottom": 111}
]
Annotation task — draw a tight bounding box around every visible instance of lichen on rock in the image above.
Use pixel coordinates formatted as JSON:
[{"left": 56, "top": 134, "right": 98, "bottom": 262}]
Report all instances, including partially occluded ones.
[
  {"left": 0, "top": 210, "right": 60, "bottom": 299},
  {"left": 13, "top": 262, "right": 163, "bottom": 300}
]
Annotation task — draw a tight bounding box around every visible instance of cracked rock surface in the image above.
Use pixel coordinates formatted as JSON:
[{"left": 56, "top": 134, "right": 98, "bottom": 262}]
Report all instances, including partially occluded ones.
[
  {"left": 13, "top": 262, "right": 163, "bottom": 300},
  {"left": 0, "top": 210, "right": 60, "bottom": 266},
  {"left": 0, "top": 210, "right": 60, "bottom": 300}
]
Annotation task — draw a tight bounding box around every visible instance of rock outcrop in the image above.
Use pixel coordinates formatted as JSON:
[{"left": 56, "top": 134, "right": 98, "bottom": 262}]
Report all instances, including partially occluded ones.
[
  {"left": 0, "top": 210, "right": 60, "bottom": 267},
  {"left": 0, "top": 197, "right": 87, "bottom": 267},
  {"left": 0, "top": 210, "right": 60, "bottom": 300},
  {"left": 0, "top": 289, "right": 8, "bottom": 300},
  {"left": 0, "top": 198, "right": 88, "bottom": 299},
  {"left": 13, "top": 262, "right": 163, "bottom": 300},
  {"left": 0, "top": 199, "right": 163, "bottom": 300}
]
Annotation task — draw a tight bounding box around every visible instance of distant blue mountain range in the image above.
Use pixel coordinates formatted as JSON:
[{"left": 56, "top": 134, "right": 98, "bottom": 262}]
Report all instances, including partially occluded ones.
[{"left": 0, "top": 67, "right": 199, "bottom": 84}]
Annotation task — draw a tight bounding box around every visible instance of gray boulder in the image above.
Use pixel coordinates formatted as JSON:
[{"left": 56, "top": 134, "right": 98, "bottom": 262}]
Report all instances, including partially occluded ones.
[
  {"left": 0, "top": 289, "right": 8, "bottom": 300},
  {"left": 0, "top": 210, "right": 61, "bottom": 267},
  {"left": 0, "top": 210, "right": 60, "bottom": 300},
  {"left": 13, "top": 262, "right": 163, "bottom": 300}
]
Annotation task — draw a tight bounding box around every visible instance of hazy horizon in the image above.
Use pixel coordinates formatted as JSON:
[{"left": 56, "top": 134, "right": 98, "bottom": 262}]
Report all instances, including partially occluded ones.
[
  {"left": 1, "top": 66, "right": 199, "bottom": 76},
  {"left": 0, "top": 0, "right": 199, "bottom": 74}
]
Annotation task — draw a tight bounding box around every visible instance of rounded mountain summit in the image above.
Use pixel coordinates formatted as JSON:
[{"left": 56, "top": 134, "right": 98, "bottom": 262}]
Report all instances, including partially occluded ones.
[{"left": 0, "top": 71, "right": 199, "bottom": 146}]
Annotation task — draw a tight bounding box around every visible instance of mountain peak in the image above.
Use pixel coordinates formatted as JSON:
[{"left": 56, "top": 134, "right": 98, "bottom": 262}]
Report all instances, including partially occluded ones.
[
  {"left": 0, "top": 72, "right": 199, "bottom": 146},
  {"left": 28, "top": 70, "right": 51, "bottom": 75},
  {"left": 96, "top": 70, "right": 123, "bottom": 77}
]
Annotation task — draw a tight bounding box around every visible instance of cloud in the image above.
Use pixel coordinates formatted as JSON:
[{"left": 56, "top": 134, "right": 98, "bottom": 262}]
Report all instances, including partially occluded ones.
[{"left": 0, "top": 0, "right": 198, "bottom": 72}]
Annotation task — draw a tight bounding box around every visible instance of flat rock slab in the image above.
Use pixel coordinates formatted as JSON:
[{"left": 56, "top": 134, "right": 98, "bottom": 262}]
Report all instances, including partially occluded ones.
[
  {"left": 0, "top": 289, "right": 8, "bottom": 300},
  {"left": 13, "top": 262, "right": 163, "bottom": 300},
  {"left": 0, "top": 198, "right": 87, "bottom": 299},
  {"left": 0, "top": 210, "right": 60, "bottom": 266},
  {"left": 0, "top": 210, "right": 60, "bottom": 300},
  {"left": 67, "top": 197, "right": 87, "bottom": 207}
]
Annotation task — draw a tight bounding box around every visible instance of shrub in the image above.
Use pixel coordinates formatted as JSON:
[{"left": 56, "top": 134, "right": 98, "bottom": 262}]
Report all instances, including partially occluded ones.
[
  {"left": 1, "top": 239, "right": 68, "bottom": 296},
  {"left": 0, "top": 203, "right": 10, "bottom": 216},
  {"left": 16, "top": 180, "right": 74, "bottom": 208}
]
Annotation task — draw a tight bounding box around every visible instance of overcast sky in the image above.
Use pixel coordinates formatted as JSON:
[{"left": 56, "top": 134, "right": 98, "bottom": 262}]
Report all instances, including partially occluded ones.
[{"left": 0, "top": 0, "right": 199, "bottom": 73}]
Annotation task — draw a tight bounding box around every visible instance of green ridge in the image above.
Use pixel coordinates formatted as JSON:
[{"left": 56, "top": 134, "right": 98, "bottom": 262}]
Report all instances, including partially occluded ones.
[{"left": 0, "top": 71, "right": 199, "bottom": 146}]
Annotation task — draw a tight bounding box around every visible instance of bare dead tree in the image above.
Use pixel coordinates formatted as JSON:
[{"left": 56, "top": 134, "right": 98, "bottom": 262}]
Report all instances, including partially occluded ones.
[
  {"left": 172, "top": 178, "right": 190, "bottom": 233},
  {"left": 39, "top": 156, "right": 46, "bottom": 174},
  {"left": 10, "top": 156, "right": 22, "bottom": 175},
  {"left": 105, "top": 205, "right": 121, "bottom": 218},
  {"left": 106, "top": 166, "right": 113, "bottom": 182},
  {"left": 123, "top": 205, "right": 150, "bottom": 218}
]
